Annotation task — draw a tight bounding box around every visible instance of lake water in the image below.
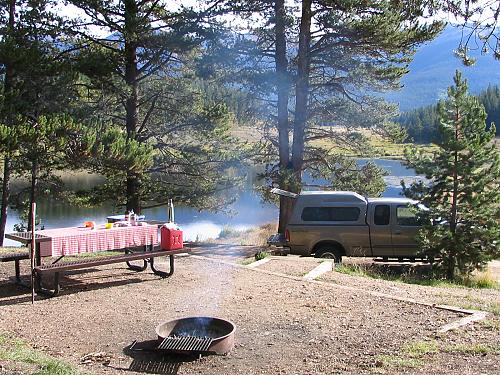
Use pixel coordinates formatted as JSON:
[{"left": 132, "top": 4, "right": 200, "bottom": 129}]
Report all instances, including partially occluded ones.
[{"left": 2, "top": 159, "right": 421, "bottom": 246}]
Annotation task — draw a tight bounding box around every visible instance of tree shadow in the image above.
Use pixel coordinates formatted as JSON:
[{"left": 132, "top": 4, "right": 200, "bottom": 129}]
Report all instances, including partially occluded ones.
[
  {"left": 0, "top": 280, "right": 33, "bottom": 305},
  {"left": 357, "top": 260, "right": 435, "bottom": 282},
  {"left": 0, "top": 268, "right": 161, "bottom": 305},
  {"left": 189, "top": 244, "right": 264, "bottom": 258}
]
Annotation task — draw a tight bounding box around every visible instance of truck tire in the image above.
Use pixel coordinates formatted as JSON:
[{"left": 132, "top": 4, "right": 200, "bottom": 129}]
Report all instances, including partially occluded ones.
[{"left": 315, "top": 245, "right": 342, "bottom": 263}]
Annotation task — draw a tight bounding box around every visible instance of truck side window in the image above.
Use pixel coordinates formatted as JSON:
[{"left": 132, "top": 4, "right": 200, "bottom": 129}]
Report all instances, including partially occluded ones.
[
  {"left": 374, "top": 205, "right": 390, "bottom": 225},
  {"left": 301, "top": 207, "right": 360, "bottom": 222},
  {"left": 396, "top": 205, "right": 419, "bottom": 226}
]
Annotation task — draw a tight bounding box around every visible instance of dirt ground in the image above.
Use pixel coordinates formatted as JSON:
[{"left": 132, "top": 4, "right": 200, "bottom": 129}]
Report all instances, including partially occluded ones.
[{"left": 0, "top": 245, "right": 498, "bottom": 375}]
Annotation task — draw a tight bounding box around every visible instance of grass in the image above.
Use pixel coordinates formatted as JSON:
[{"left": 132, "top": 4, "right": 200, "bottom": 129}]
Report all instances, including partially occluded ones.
[
  {"left": 374, "top": 354, "right": 422, "bottom": 371},
  {"left": 469, "top": 270, "right": 498, "bottom": 289},
  {"left": 373, "top": 338, "right": 499, "bottom": 373},
  {"left": 310, "top": 127, "right": 439, "bottom": 159},
  {"left": 255, "top": 251, "right": 270, "bottom": 261},
  {"left": 334, "top": 263, "right": 499, "bottom": 290},
  {"left": 459, "top": 301, "right": 500, "bottom": 316},
  {"left": 217, "top": 223, "right": 277, "bottom": 246},
  {"left": 239, "top": 257, "right": 257, "bottom": 265},
  {"left": 480, "top": 319, "right": 500, "bottom": 330},
  {"left": 0, "top": 333, "right": 86, "bottom": 375},
  {"left": 0, "top": 246, "right": 28, "bottom": 254},
  {"left": 369, "top": 136, "right": 438, "bottom": 159},
  {"left": 64, "top": 250, "right": 122, "bottom": 260},
  {"left": 444, "top": 343, "right": 500, "bottom": 354},
  {"left": 404, "top": 340, "right": 439, "bottom": 357},
  {"left": 218, "top": 225, "right": 250, "bottom": 239},
  {"left": 231, "top": 125, "right": 439, "bottom": 159}
]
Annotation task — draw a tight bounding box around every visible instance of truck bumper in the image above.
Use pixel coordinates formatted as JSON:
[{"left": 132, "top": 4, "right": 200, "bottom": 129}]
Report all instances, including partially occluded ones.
[{"left": 267, "top": 234, "right": 290, "bottom": 254}]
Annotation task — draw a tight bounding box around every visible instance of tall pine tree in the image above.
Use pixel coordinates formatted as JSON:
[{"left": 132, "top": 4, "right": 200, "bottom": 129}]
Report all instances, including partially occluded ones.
[
  {"left": 68, "top": 0, "right": 245, "bottom": 213},
  {"left": 403, "top": 71, "right": 499, "bottom": 280},
  {"left": 0, "top": 0, "right": 74, "bottom": 242},
  {"left": 214, "top": 0, "right": 443, "bottom": 231}
]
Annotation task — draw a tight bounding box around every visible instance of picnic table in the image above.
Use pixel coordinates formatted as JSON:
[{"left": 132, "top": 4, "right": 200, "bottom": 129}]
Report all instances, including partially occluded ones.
[{"left": 4, "top": 223, "right": 186, "bottom": 297}]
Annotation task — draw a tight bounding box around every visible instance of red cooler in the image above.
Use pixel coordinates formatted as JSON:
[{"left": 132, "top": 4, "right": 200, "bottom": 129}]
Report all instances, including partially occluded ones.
[{"left": 161, "top": 225, "right": 183, "bottom": 250}]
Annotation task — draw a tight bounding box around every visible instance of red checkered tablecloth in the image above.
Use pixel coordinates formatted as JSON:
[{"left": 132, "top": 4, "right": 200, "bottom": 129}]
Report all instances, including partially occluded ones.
[{"left": 36, "top": 225, "right": 158, "bottom": 257}]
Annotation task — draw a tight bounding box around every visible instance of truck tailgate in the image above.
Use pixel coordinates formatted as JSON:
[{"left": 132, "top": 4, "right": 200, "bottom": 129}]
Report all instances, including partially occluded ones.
[{"left": 267, "top": 233, "right": 287, "bottom": 247}]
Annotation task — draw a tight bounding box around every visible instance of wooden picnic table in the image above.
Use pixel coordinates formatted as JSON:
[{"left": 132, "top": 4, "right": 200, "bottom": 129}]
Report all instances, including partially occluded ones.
[{"left": 4, "top": 224, "right": 186, "bottom": 297}]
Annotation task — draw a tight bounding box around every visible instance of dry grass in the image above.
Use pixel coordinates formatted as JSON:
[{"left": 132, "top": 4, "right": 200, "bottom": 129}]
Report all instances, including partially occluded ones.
[
  {"left": 0, "top": 246, "right": 28, "bottom": 255},
  {"left": 230, "top": 125, "right": 438, "bottom": 159},
  {"left": 335, "top": 262, "right": 499, "bottom": 291},
  {"left": 309, "top": 127, "right": 438, "bottom": 159},
  {"left": 217, "top": 223, "right": 277, "bottom": 246},
  {"left": 471, "top": 269, "right": 498, "bottom": 289}
]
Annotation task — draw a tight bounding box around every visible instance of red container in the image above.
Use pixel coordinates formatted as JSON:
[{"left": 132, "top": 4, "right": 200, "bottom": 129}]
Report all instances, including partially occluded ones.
[{"left": 161, "top": 226, "right": 183, "bottom": 250}]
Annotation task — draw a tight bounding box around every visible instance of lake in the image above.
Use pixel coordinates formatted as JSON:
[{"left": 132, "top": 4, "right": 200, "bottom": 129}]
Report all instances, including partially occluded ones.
[{"left": 2, "top": 159, "right": 422, "bottom": 246}]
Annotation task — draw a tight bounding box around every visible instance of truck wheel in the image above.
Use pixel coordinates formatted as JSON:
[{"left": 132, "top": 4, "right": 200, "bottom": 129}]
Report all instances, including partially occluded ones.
[{"left": 315, "top": 246, "right": 342, "bottom": 263}]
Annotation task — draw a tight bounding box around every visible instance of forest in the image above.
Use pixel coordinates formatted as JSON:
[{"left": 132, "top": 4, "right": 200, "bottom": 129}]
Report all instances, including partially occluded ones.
[{"left": 397, "top": 85, "right": 500, "bottom": 143}]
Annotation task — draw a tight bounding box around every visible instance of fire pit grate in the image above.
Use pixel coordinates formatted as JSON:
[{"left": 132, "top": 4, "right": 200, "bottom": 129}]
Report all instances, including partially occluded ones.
[
  {"left": 158, "top": 336, "right": 213, "bottom": 352},
  {"left": 156, "top": 316, "right": 235, "bottom": 355}
]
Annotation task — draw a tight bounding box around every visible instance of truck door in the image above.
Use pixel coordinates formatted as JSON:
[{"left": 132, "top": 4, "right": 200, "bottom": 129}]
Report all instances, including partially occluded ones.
[
  {"left": 391, "top": 204, "right": 420, "bottom": 257},
  {"left": 369, "top": 204, "right": 393, "bottom": 257}
]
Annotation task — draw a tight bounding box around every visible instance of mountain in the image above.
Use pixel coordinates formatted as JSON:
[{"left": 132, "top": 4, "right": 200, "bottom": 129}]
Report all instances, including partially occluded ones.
[{"left": 386, "top": 26, "right": 500, "bottom": 111}]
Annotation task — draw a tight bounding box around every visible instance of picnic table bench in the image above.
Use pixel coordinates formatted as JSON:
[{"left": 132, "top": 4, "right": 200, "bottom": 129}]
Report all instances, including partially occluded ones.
[
  {"left": 0, "top": 251, "right": 30, "bottom": 284},
  {"left": 4, "top": 224, "right": 187, "bottom": 297},
  {"left": 33, "top": 247, "right": 186, "bottom": 296}
]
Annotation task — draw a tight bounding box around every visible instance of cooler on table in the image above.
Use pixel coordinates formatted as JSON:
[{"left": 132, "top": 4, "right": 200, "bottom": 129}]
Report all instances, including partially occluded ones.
[{"left": 161, "top": 225, "right": 183, "bottom": 250}]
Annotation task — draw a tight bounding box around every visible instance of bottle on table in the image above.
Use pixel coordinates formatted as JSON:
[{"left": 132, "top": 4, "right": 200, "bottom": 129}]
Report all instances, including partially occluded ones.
[{"left": 130, "top": 210, "right": 136, "bottom": 226}]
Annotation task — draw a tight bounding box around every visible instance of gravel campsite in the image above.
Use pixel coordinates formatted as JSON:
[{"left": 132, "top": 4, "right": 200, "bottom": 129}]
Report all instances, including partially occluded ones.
[{"left": 1, "top": 245, "right": 498, "bottom": 375}]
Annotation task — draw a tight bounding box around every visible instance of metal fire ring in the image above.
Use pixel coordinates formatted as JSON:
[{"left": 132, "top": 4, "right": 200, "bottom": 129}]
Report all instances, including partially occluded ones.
[{"left": 155, "top": 316, "right": 236, "bottom": 355}]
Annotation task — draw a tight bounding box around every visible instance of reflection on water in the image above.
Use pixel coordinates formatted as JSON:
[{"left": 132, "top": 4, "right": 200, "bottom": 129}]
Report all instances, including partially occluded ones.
[
  {"left": 2, "top": 190, "right": 275, "bottom": 245},
  {"left": 2, "top": 159, "right": 423, "bottom": 246}
]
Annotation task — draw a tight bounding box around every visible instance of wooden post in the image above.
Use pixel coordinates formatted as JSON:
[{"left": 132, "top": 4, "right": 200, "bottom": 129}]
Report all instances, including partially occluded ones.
[{"left": 31, "top": 202, "right": 36, "bottom": 304}]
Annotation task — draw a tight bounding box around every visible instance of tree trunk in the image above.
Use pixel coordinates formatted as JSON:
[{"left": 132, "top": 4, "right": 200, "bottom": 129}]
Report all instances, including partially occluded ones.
[
  {"left": 291, "top": 0, "right": 311, "bottom": 176},
  {"left": 446, "top": 256, "right": 455, "bottom": 281},
  {"left": 447, "top": 107, "right": 460, "bottom": 280},
  {"left": 124, "top": 0, "right": 141, "bottom": 213},
  {"left": 0, "top": 158, "right": 11, "bottom": 245},
  {"left": 275, "top": 0, "right": 293, "bottom": 233},
  {"left": 27, "top": 158, "right": 38, "bottom": 232},
  {"left": 0, "top": 0, "right": 16, "bottom": 245}
]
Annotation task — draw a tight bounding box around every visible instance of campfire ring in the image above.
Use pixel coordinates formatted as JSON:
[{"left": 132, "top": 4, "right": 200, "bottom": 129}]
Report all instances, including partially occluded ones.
[{"left": 155, "top": 316, "right": 235, "bottom": 355}]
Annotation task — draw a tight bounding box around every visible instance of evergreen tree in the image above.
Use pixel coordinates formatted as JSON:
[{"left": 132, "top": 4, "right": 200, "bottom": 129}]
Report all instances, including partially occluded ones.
[
  {"left": 0, "top": 0, "right": 74, "bottom": 243},
  {"left": 214, "top": 0, "right": 443, "bottom": 231},
  {"left": 478, "top": 85, "right": 500, "bottom": 135},
  {"left": 398, "top": 84, "right": 500, "bottom": 142},
  {"left": 0, "top": 114, "right": 152, "bottom": 230},
  {"left": 403, "top": 71, "right": 499, "bottom": 280},
  {"left": 68, "top": 0, "right": 245, "bottom": 213}
]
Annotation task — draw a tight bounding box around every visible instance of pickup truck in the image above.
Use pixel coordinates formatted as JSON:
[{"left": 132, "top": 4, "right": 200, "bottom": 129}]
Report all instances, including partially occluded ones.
[{"left": 267, "top": 189, "right": 423, "bottom": 262}]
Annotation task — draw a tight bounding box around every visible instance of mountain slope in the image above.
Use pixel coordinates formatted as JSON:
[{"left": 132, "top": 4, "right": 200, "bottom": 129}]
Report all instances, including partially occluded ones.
[{"left": 386, "top": 26, "right": 500, "bottom": 111}]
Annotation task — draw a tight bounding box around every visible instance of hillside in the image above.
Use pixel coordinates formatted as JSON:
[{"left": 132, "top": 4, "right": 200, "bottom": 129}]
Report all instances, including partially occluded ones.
[{"left": 386, "top": 26, "right": 500, "bottom": 111}]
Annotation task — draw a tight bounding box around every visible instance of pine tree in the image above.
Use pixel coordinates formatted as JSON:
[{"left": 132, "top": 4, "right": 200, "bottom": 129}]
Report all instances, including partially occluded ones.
[
  {"left": 68, "top": 0, "right": 245, "bottom": 213},
  {"left": 215, "top": 0, "right": 443, "bottom": 231},
  {"left": 0, "top": 0, "right": 75, "bottom": 242},
  {"left": 403, "top": 71, "right": 499, "bottom": 280},
  {"left": 398, "top": 85, "right": 500, "bottom": 142},
  {"left": 0, "top": 113, "right": 153, "bottom": 230}
]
